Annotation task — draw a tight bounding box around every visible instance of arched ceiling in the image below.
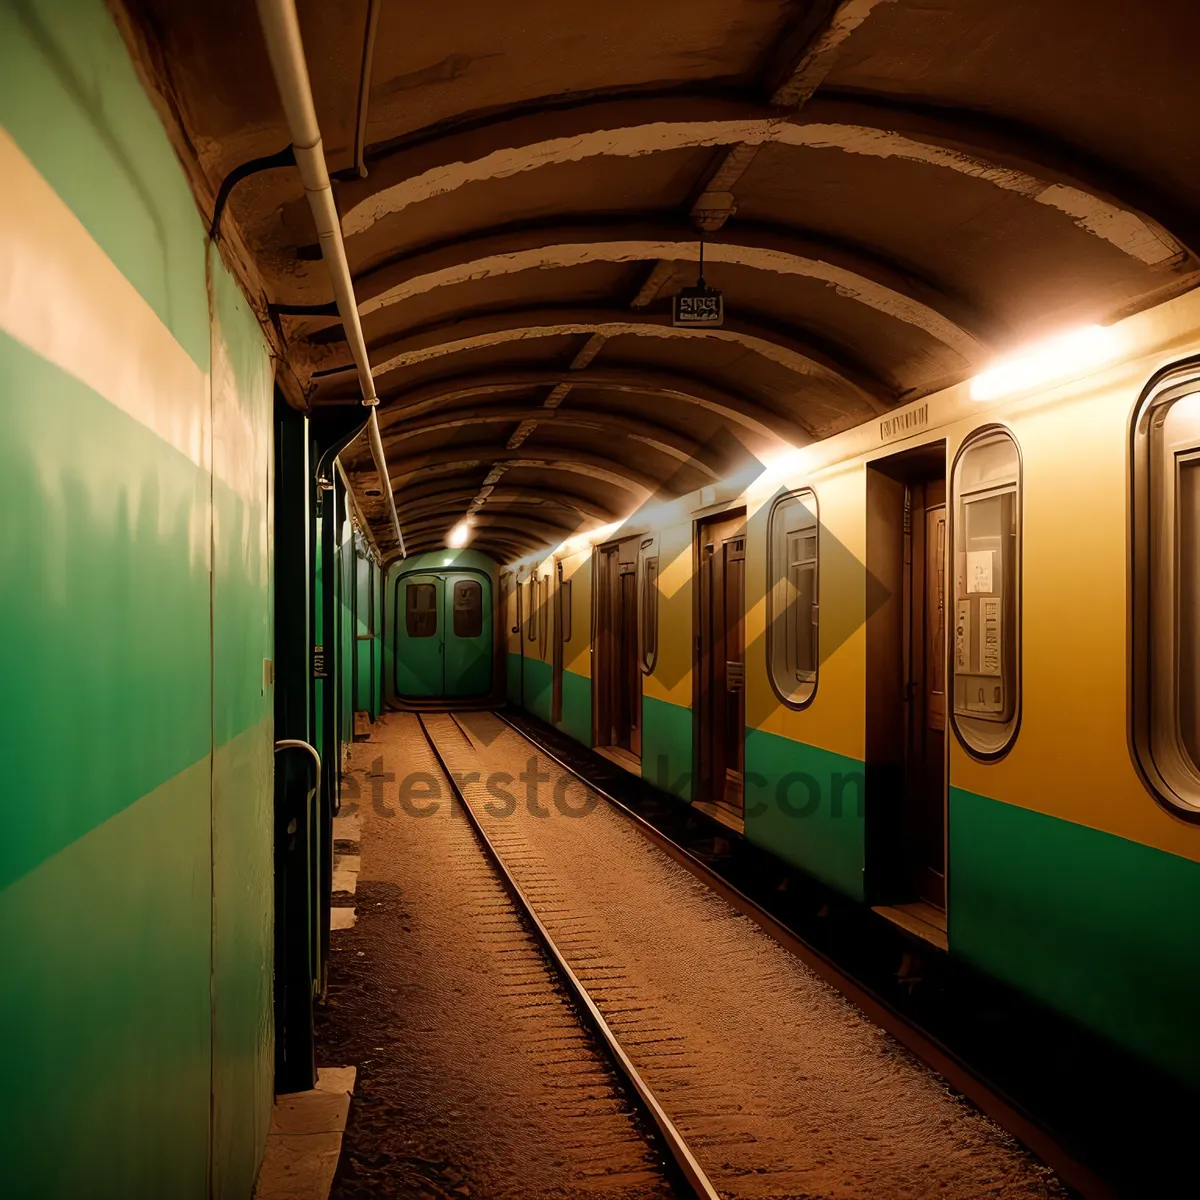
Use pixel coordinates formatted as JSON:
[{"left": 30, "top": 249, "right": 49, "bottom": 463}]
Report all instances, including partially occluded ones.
[{"left": 121, "top": 0, "right": 1200, "bottom": 561}]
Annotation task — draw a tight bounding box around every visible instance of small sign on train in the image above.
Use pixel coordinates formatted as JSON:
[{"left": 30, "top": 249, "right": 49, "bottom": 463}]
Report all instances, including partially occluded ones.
[{"left": 673, "top": 285, "right": 724, "bottom": 328}]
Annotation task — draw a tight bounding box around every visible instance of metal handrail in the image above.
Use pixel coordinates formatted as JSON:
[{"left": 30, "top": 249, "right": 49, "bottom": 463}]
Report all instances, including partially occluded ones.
[
  {"left": 274, "top": 738, "right": 324, "bottom": 996},
  {"left": 274, "top": 737, "right": 321, "bottom": 779}
]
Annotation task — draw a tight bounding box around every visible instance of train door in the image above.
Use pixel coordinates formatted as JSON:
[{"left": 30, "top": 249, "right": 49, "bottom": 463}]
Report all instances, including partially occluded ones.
[
  {"left": 395, "top": 573, "right": 444, "bottom": 696},
  {"left": 695, "top": 510, "right": 747, "bottom": 828},
  {"left": 551, "top": 561, "right": 564, "bottom": 725},
  {"left": 395, "top": 571, "right": 493, "bottom": 699},
  {"left": 594, "top": 539, "right": 642, "bottom": 762},
  {"left": 907, "top": 480, "right": 947, "bottom": 907},
  {"left": 866, "top": 443, "right": 948, "bottom": 940},
  {"left": 444, "top": 574, "right": 492, "bottom": 696}
]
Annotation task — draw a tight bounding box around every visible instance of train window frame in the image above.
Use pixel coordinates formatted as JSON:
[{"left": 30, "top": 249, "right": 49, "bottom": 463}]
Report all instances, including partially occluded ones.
[
  {"left": 766, "top": 488, "right": 819, "bottom": 710},
  {"left": 1130, "top": 360, "right": 1200, "bottom": 820},
  {"left": 637, "top": 536, "right": 659, "bottom": 675},
  {"left": 453, "top": 578, "right": 483, "bottom": 639},
  {"left": 501, "top": 570, "right": 518, "bottom": 635},
  {"left": 949, "top": 424, "right": 1022, "bottom": 761},
  {"left": 561, "top": 575, "right": 573, "bottom": 644},
  {"left": 405, "top": 581, "right": 438, "bottom": 639}
]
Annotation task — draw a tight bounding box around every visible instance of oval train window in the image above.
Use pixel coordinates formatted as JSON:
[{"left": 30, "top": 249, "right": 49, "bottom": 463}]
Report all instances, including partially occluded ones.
[
  {"left": 1131, "top": 366, "right": 1200, "bottom": 818},
  {"left": 767, "top": 489, "right": 819, "bottom": 709},
  {"left": 950, "top": 426, "right": 1022, "bottom": 759}
]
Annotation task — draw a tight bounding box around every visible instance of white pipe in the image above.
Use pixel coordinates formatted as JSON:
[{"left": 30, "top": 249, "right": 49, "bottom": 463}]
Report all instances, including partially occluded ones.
[
  {"left": 255, "top": 0, "right": 406, "bottom": 558},
  {"left": 368, "top": 406, "right": 406, "bottom": 558}
]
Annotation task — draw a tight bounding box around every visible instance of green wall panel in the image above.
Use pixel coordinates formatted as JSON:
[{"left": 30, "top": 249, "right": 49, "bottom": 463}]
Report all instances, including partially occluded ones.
[
  {"left": 0, "top": 761, "right": 212, "bottom": 1198},
  {"left": 210, "top": 721, "right": 274, "bottom": 1197},
  {"left": 744, "top": 728, "right": 866, "bottom": 902},
  {"left": 0, "top": 0, "right": 210, "bottom": 369},
  {"left": 0, "top": 7, "right": 276, "bottom": 1194},
  {"left": 558, "top": 669, "right": 592, "bottom": 746},
  {"left": 949, "top": 787, "right": 1200, "bottom": 1087},
  {"left": 641, "top": 695, "right": 693, "bottom": 802},
  {"left": 209, "top": 249, "right": 274, "bottom": 1199},
  {"left": 0, "top": 333, "right": 212, "bottom": 891}
]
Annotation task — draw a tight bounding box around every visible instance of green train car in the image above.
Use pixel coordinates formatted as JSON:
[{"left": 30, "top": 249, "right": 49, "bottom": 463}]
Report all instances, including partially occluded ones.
[{"left": 390, "top": 550, "right": 496, "bottom": 700}]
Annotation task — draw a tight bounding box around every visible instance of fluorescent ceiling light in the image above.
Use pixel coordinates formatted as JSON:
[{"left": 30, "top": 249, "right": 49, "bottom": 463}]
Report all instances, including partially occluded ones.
[
  {"left": 447, "top": 521, "right": 470, "bottom": 548},
  {"left": 970, "top": 324, "right": 1119, "bottom": 401}
]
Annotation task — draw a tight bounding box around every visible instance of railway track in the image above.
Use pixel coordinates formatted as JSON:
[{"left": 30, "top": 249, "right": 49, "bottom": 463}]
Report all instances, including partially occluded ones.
[
  {"left": 416, "top": 712, "right": 721, "bottom": 1200},
  {"left": 490, "top": 710, "right": 1110, "bottom": 1200},
  {"left": 417, "top": 709, "right": 1077, "bottom": 1200}
]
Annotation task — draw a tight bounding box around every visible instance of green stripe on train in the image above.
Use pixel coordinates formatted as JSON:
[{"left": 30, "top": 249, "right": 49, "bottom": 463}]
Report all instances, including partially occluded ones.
[
  {"left": 949, "top": 786, "right": 1200, "bottom": 1088},
  {"left": 642, "top": 695, "right": 693, "bottom": 802},
  {"left": 744, "top": 727, "right": 866, "bottom": 901},
  {"left": 559, "top": 669, "right": 592, "bottom": 746},
  {"left": 523, "top": 656, "right": 553, "bottom": 723}
]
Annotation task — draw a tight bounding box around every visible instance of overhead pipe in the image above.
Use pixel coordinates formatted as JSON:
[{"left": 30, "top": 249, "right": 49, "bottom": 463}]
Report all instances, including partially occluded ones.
[
  {"left": 353, "top": 0, "right": 381, "bottom": 178},
  {"left": 255, "top": 0, "right": 406, "bottom": 559}
]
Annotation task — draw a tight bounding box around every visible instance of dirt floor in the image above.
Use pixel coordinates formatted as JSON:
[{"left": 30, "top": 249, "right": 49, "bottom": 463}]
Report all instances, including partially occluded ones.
[{"left": 315, "top": 714, "right": 673, "bottom": 1200}]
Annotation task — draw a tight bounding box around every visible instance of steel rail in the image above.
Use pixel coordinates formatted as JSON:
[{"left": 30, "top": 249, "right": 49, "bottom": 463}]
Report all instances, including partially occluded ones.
[
  {"left": 489, "top": 709, "right": 1113, "bottom": 1200},
  {"left": 414, "top": 714, "right": 721, "bottom": 1200}
]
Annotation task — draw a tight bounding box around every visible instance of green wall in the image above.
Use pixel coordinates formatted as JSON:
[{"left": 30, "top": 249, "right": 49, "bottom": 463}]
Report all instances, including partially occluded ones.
[
  {"left": 0, "top": 3, "right": 275, "bottom": 1195},
  {"left": 949, "top": 787, "right": 1200, "bottom": 1088},
  {"left": 209, "top": 247, "right": 275, "bottom": 1197}
]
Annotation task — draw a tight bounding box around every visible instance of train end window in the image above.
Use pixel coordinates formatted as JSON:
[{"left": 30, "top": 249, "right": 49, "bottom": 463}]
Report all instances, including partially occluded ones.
[
  {"left": 950, "top": 426, "right": 1021, "bottom": 759},
  {"left": 1132, "top": 368, "right": 1200, "bottom": 818},
  {"left": 638, "top": 537, "right": 659, "bottom": 674},
  {"left": 767, "top": 489, "right": 819, "bottom": 708},
  {"left": 453, "top": 578, "right": 483, "bottom": 638},
  {"left": 406, "top": 582, "right": 438, "bottom": 638}
]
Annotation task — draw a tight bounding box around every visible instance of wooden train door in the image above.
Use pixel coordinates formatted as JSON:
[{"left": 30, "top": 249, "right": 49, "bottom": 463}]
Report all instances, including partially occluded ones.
[
  {"left": 618, "top": 559, "right": 640, "bottom": 756},
  {"left": 695, "top": 511, "right": 746, "bottom": 828},
  {"left": 865, "top": 444, "right": 948, "bottom": 939},
  {"left": 907, "top": 482, "right": 947, "bottom": 909},
  {"left": 594, "top": 541, "right": 641, "bottom": 761},
  {"left": 551, "top": 562, "right": 565, "bottom": 724}
]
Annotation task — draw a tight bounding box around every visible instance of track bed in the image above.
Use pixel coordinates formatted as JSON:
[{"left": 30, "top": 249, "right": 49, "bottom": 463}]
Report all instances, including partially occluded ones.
[{"left": 409, "top": 709, "right": 1066, "bottom": 1200}]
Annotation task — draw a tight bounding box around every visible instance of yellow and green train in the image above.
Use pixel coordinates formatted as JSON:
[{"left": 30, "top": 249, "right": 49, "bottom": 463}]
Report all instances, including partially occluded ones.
[{"left": 478, "top": 286, "right": 1200, "bottom": 1094}]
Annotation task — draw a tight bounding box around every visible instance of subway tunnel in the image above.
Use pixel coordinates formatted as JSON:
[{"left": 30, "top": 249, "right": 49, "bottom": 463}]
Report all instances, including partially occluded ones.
[{"left": 3, "top": 1, "right": 1200, "bottom": 1196}]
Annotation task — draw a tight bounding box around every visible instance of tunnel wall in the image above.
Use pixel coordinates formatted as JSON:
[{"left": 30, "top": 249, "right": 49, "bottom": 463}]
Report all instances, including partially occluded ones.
[{"left": 0, "top": 3, "right": 274, "bottom": 1196}]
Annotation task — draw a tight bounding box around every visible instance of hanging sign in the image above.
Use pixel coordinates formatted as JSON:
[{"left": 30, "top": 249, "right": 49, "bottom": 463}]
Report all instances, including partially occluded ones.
[{"left": 673, "top": 285, "right": 724, "bottom": 328}]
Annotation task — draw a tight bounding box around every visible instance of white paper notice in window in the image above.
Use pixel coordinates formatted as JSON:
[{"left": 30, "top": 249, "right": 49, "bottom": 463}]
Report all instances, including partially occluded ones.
[{"left": 967, "top": 550, "right": 993, "bottom": 593}]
